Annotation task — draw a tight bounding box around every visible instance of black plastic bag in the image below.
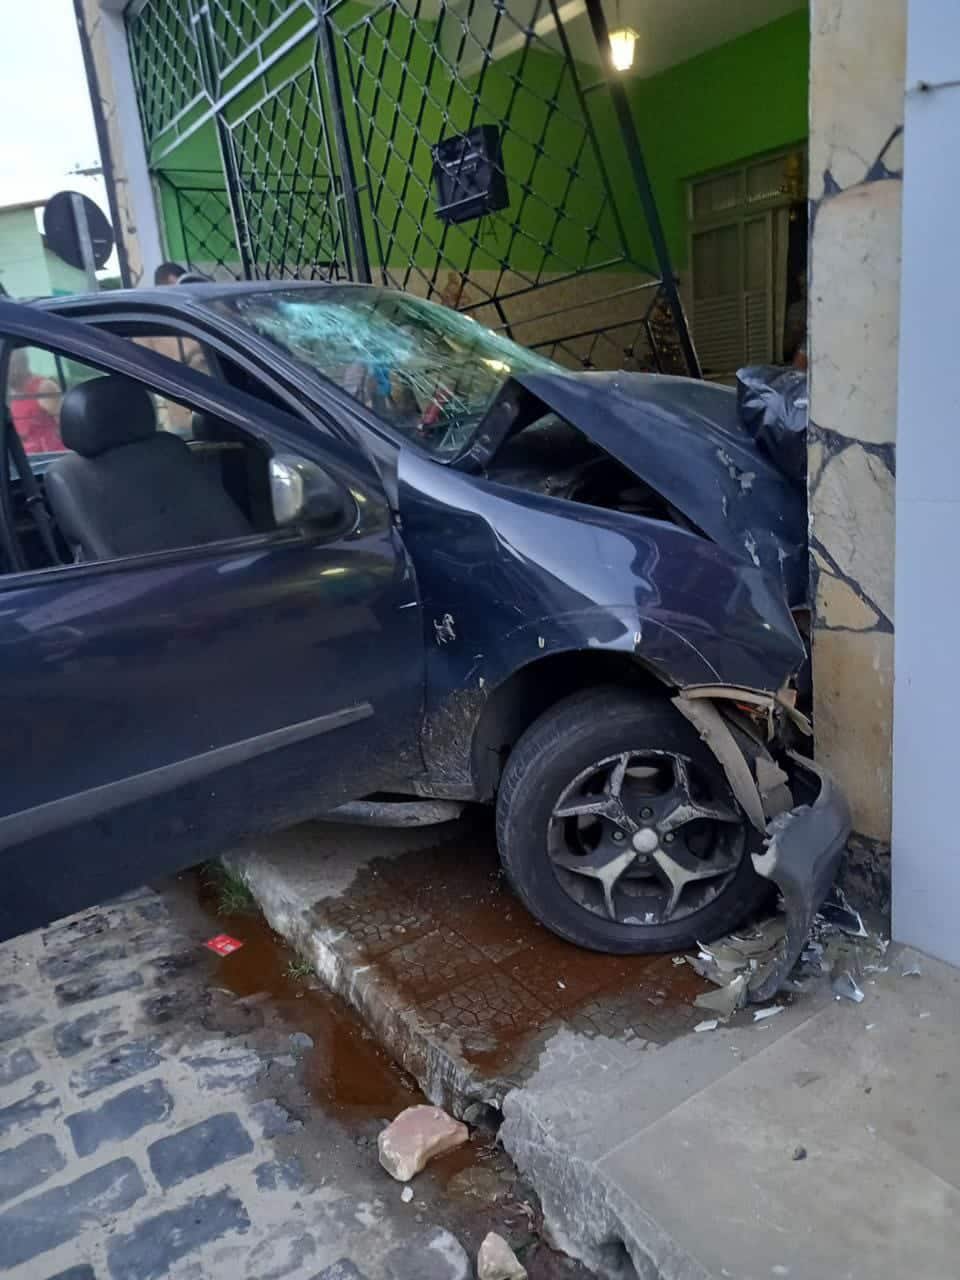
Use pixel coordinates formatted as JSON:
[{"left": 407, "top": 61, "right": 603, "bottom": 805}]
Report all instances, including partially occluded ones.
[{"left": 736, "top": 365, "right": 808, "bottom": 487}]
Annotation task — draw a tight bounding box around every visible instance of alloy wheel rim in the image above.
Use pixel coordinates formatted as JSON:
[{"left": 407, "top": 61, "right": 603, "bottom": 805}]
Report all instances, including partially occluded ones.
[{"left": 546, "top": 750, "right": 746, "bottom": 926}]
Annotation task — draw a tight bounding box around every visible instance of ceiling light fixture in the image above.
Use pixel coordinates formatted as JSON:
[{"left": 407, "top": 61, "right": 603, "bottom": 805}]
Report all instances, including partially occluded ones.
[{"left": 608, "top": 25, "right": 638, "bottom": 72}]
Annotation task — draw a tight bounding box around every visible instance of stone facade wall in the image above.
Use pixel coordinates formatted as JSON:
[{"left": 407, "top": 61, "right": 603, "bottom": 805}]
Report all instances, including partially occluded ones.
[{"left": 808, "top": 0, "right": 906, "bottom": 883}]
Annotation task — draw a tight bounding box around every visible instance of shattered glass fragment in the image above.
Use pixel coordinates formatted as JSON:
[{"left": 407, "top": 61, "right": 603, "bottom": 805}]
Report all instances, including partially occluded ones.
[{"left": 832, "top": 972, "right": 865, "bottom": 1003}]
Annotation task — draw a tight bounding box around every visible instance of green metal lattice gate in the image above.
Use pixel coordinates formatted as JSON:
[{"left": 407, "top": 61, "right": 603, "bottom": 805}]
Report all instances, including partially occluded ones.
[{"left": 127, "top": 0, "right": 699, "bottom": 374}]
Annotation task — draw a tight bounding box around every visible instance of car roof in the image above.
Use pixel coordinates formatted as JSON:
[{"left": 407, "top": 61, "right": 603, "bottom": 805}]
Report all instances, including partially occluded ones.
[{"left": 34, "top": 279, "right": 380, "bottom": 313}]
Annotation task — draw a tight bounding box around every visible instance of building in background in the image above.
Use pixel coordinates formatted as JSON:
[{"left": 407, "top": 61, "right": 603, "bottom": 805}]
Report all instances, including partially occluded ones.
[
  {"left": 77, "top": 0, "right": 812, "bottom": 374},
  {"left": 0, "top": 199, "right": 88, "bottom": 298},
  {"left": 74, "top": 0, "right": 960, "bottom": 967}
]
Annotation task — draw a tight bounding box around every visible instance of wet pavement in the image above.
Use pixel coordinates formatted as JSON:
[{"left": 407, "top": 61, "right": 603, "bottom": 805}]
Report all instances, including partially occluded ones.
[
  {"left": 0, "top": 869, "right": 595, "bottom": 1280},
  {"left": 229, "top": 812, "right": 712, "bottom": 1114},
  {"left": 200, "top": 814, "right": 960, "bottom": 1280}
]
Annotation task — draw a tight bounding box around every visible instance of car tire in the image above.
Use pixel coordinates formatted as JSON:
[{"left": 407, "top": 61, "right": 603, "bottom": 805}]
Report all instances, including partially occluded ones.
[{"left": 495, "top": 686, "right": 770, "bottom": 953}]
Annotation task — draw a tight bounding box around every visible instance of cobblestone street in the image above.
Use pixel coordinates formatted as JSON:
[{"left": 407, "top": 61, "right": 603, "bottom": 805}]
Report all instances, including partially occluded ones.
[{"left": 0, "top": 877, "right": 585, "bottom": 1280}]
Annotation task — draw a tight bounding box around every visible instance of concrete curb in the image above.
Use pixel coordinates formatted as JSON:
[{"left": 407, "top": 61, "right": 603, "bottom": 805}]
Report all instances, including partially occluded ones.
[
  {"left": 229, "top": 843, "right": 690, "bottom": 1276},
  {"left": 227, "top": 847, "right": 511, "bottom": 1118},
  {"left": 227, "top": 831, "right": 878, "bottom": 1280}
]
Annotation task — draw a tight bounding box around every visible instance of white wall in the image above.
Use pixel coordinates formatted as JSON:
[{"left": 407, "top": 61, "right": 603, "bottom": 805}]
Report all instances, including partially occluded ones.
[{"left": 891, "top": 0, "right": 960, "bottom": 963}]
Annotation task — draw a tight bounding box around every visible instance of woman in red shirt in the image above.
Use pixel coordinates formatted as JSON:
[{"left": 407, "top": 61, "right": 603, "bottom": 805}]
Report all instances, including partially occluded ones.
[{"left": 8, "top": 349, "right": 64, "bottom": 454}]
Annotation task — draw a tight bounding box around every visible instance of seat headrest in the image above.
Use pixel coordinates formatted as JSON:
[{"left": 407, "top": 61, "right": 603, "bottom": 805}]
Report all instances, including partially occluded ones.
[{"left": 60, "top": 376, "right": 157, "bottom": 457}]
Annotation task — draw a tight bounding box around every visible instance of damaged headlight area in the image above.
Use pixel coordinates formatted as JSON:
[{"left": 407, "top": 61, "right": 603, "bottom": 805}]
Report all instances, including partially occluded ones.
[{"left": 672, "top": 692, "right": 852, "bottom": 1001}]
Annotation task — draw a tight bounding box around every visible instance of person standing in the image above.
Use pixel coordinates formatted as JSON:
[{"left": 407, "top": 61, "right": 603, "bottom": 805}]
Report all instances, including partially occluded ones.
[
  {"left": 154, "top": 261, "right": 186, "bottom": 286},
  {"left": 8, "top": 349, "right": 63, "bottom": 454}
]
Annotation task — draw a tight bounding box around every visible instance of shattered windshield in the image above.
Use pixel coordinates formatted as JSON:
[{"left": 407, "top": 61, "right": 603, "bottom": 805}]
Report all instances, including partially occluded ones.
[{"left": 209, "top": 286, "right": 558, "bottom": 457}]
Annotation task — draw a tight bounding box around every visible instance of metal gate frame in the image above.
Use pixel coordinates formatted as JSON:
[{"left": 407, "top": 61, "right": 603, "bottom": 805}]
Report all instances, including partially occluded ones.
[{"left": 127, "top": 0, "right": 699, "bottom": 375}]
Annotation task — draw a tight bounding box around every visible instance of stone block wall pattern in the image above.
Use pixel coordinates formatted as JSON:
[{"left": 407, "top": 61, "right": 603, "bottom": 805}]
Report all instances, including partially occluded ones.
[{"left": 807, "top": 0, "right": 905, "bottom": 864}]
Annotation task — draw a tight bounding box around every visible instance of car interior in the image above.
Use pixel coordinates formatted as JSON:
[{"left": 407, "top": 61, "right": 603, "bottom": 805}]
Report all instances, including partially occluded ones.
[{"left": 1, "top": 337, "right": 280, "bottom": 574}]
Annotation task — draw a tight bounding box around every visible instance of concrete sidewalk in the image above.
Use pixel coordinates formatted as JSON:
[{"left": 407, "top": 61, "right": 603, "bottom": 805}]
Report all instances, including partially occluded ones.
[
  {"left": 231, "top": 819, "right": 960, "bottom": 1280},
  {"left": 502, "top": 947, "right": 960, "bottom": 1280}
]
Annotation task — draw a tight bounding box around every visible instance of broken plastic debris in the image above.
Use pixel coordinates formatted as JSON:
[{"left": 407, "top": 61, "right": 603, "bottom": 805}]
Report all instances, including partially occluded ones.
[
  {"left": 401, "top": 1185, "right": 414, "bottom": 1204},
  {"left": 694, "top": 973, "right": 748, "bottom": 1020},
  {"left": 865, "top": 1023, "right": 875, "bottom": 1031},
  {"left": 901, "top": 966, "right": 922, "bottom": 978},
  {"left": 687, "top": 889, "right": 886, "bottom": 1008},
  {"left": 753, "top": 1005, "right": 784, "bottom": 1022},
  {"left": 691, "top": 918, "right": 788, "bottom": 999},
  {"left": 694, "top": 1019, "right": 719, "bottom": 1033},
  {"left": 818, "top": 887, "right": 868, "bottom": 938},
  {"left": 919, "top": 1011, "right": 932, "bottom": 1020},
  {"left": 672, "top": 956, "right": 687, "bottom": 966},
  {"left": 832, "top": 972, "right": 865, "bottom": 1003},
  {"left": 204, "top": 934, "right": 244, "bottom": 956}
]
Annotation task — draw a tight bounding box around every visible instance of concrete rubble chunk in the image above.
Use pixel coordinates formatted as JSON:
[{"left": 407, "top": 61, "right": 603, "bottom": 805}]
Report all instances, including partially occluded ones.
[
  {"left": 477, "top": 1231, "right": 527, "bottom": 1280},
  {"left": 378, "top": 1106, "right": 468, "bottom": 1182}
]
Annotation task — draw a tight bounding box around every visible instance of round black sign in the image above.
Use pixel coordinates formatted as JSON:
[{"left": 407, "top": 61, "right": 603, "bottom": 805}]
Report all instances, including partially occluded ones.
[{"left": 43, "top": 191, "right": 114, "bottom": 271}]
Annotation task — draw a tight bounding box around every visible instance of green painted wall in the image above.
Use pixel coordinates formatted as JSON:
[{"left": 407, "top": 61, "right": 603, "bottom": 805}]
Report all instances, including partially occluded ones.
[
  {"left": 147, "top": 9, "right": 809, "bottom": 281},
  {"left": 630, "top": 9, "right": 810, "bottom": 268},
  {"left": 0, "top": 208, "right": 87, "bottom": 299},
  {"left": 340, "top": 18, "right": 624, "bottom": 278},
  {"left": 0, "top": 209, "right": 50, "bottom": 298},
  {"left": 155, "top": 120, "right": 235, "bottom": 269}
]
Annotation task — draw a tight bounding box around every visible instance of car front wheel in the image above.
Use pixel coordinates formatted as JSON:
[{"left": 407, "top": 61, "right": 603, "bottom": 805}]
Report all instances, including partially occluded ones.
[{"left": 495, "top": 687, "right": 769, "bottom": 953}]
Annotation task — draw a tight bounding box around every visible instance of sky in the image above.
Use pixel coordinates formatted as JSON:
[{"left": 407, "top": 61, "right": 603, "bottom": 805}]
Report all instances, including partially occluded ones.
[{"left": 0, "top": 0, "right": 112, "bottom": 254}]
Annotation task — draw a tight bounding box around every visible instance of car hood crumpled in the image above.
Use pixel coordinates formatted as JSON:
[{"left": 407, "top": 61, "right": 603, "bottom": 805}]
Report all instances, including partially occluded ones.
[{"left": 512, "top": 370, "right": 808, "bottom": 608}]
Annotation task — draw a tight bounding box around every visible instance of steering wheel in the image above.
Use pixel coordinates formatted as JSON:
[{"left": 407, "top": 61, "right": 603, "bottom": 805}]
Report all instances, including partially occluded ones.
[{"left": 0, "top": 412, "right": 62, "bottom": 572}]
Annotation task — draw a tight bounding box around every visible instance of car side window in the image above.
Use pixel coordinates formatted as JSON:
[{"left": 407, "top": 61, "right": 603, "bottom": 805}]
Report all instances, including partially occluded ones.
[
  {"left": 5, "top": 347, "right": 99, "bottom": 455},
  {"left": 131, "top": 334, "right": 214, "bottom": 437},
  {"left": 2, "top": 340, "right": 281, "bottom": 573},
  {"left": 5, "top": 344, "right": 213, "bottom": 454}
]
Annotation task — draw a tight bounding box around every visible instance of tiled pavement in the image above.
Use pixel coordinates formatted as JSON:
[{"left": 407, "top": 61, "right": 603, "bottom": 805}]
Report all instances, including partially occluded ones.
[
  {"left": 231, "top": 816, "right": 711, "bottom": 1110},
  {"left": 0, "top": 812, "right": 713, "bottom": 1280},
  {"left": 0, "top": 885, "right": 504, "bottom": 1280}
]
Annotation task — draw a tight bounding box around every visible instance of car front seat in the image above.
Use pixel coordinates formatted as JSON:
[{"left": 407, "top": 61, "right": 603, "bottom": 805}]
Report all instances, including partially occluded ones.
[{"left": 45, "top": 375, "right": 253, "bottom": 562}]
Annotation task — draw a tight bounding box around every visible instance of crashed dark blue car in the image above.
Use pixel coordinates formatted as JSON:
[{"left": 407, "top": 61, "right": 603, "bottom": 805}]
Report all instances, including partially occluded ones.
[{"left": 0, "top": 284, "right": 849, "bottom": 995}]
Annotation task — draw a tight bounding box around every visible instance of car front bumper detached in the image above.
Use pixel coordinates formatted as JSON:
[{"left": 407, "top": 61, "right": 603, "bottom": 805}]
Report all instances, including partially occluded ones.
[
  {"left": 750, "top": 754, "right": 852, "bottom": 1001},
  {"left": 672, "top": 694, "right": 852, "bottom": 999}
]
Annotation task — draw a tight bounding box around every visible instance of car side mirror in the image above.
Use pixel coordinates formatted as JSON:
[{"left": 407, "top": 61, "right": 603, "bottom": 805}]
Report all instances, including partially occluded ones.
[{"left": 269, "top": 454, "right": 351, "bottom": 530}]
